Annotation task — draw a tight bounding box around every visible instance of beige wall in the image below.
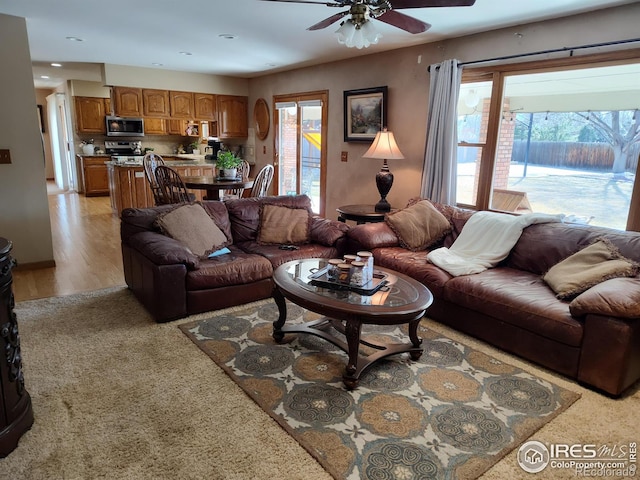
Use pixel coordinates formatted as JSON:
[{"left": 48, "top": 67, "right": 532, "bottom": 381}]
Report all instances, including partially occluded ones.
[
  {"left": 0, "top": 14, "right": 54, "bottom": 264},
  {"left": 248, "top": 3, "right": 640, "bottom": 220},
  {"left": 103, "top": 64, "right": 249, "bottom": 95}
]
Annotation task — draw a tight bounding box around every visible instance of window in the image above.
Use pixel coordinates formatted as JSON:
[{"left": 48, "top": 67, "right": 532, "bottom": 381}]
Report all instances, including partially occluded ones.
[{"left": 457, "top": 51, "right": 640, "bottom": 231}]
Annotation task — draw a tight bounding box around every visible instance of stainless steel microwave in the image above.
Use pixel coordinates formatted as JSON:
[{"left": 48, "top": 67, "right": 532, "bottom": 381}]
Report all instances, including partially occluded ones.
[{"left": 106, "top": 116, "right": 144, "bottom": 137}]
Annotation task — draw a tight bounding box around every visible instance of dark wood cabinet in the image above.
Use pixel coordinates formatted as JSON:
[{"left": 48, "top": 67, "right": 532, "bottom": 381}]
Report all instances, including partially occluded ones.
[
  {"left": 0, "top": 238, "right": 34, "bottom": 457},
  {"left": 113, "top": 87, "right": 143, "bottom": 117},
  {"left": 169, "top": 91, "right": 195, "bottom": 119},
  {"left": 194, "top": 93, "right": 217, "bottom": 121},
  {"left": 79, "top": 156, "right": 110, "bottom": 196},
  {"left": 217, "top": 95, "right": 248, "bottom": 138},
  {"left": 75, "top": 97, "right": 108, "bottom": 134}
]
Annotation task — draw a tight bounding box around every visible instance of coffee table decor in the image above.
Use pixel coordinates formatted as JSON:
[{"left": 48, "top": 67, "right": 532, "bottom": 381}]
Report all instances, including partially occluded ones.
[{"left": 180, "top": 300, "right": 580, "bottom": 480}]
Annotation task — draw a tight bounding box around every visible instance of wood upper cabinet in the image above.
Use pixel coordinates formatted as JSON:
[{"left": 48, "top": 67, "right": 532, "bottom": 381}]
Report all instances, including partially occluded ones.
[
  {"left": 170, "top": 91, "right": 195, "bottom": 119},
  {"left": 217, "top": 95, "right": 248, "bottom": 138},
  {"left": 144, "top": 118, "right": 167, "bottom": 135},
  {"left": 113, "top": 87, "right": 143, "bottom": 117},
  {"left": 194, "top": 93, "right": 217, "bottom": 121},
  {"left": 142, "top": 89, "right": 170, "bottom": 117},
  {"left": 75, "top": 97, "right": 108, "bottom": 134}
]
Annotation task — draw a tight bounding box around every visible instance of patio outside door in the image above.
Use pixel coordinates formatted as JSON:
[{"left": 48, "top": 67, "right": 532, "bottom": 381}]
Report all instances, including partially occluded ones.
[{"left": 274, "top": 91, "right": 327, "bottom": 216}]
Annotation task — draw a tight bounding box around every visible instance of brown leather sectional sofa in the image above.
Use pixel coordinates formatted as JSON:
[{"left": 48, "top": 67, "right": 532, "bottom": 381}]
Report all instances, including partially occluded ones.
[
  {"left": 121, "top": 195, "right": 348, "bottom": 323},
  {"left": 346, "top": 202, "right": 640, "bottom": 396}
]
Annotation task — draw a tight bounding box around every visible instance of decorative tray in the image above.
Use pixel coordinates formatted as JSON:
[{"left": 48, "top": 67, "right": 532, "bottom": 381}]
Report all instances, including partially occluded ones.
[{"left": 308, "top": 268, "right": 389, "bottom": 295}]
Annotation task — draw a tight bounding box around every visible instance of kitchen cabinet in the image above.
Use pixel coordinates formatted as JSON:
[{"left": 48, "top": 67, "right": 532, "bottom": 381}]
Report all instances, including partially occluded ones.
[
  {"left": 170, "top": 91, "right": 195, "bottom": 119},
  {"left": 217, "top": 95, "right": 248, "bottom": 138},
  {"left": 0, "top": 238, "right": 34, "bottom": 457},
  {"left": 142, "top": 89, "right": 170, "bottom": 117},
  {"left": 79, "top": 155, "right": 110, "bottom": 196},
  {"left": 167, "top": 119, "right": 186, "bottom": 135},
  {"left": 194, "top": 93, "right": 217, "bottom": 121},
  {"left": 75, "top": 97, "right": 108, "bottom": 134},
  {"left": 108, "top": 163, "right": 214, "bottom": 214},
  {"left": 143, "top": 117, "right": 167, "bottom": 135},
  {"left": 113, "top": 87, "right": 143, "bottom": 117}
]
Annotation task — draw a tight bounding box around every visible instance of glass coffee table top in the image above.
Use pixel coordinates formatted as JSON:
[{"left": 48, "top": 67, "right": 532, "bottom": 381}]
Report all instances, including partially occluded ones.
[{"left": 278, "top": 258, "right": 425, "bottom": 308}]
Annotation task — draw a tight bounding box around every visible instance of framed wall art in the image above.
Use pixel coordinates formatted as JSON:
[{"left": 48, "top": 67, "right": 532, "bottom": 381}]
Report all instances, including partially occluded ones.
[{"left": 343, "top": 86, "right": 387, "bottom": 142}]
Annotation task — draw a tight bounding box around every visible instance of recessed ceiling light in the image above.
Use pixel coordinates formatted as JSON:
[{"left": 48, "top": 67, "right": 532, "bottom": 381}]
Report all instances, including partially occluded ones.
[
  {"left": 218, "top": 34, "right": 237, "bottom": 40},
  {"left": 66, "top": 36, "right": 83, "bottom": 42},
  {"left": 179, "top": 51, "right": 192, "bottom": 56},
  {"left": 40, "top": 75, "right": 50, "bottom": 79},
  {"left": 51, "top": 63, "right": 62, "bottom": 67},
  {"left": 152, "top": 62, "right": 163, "bottom": 66}
]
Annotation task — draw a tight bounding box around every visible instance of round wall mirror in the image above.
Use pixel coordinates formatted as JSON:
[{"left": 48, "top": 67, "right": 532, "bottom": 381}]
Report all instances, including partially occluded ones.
[{"left": 254, "top": 98, "right": 270, "bottom": 140}]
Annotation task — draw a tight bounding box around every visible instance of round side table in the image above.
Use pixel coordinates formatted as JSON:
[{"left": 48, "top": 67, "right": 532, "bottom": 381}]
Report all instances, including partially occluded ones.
[{"left": 336, "top": 204, "right": 395, "bottom": 224}]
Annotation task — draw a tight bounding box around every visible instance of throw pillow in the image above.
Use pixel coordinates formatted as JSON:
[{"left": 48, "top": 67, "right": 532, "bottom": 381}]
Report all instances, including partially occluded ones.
[
  {"left": 258, "top": 204, "right": 310, "bottom": 245},
  {"left": 155, "top": 203, "right": 228, "bottom": 257},
  {"left": 385, "top": 200, "right": 451, "bottom": 251},
  {"left": 543, "top": 238, "right": 640, "bottom": 300}
]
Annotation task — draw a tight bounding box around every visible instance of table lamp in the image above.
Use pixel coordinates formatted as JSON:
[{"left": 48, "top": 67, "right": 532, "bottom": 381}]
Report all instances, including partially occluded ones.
[{"left": 362, "top": 129, "right": 405, "bottom": 212}]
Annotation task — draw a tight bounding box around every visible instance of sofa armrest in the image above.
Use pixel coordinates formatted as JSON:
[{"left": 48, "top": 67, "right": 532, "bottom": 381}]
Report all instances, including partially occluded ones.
[
  {"left": 569, "top": 277, "right": 640, "bottom": 319},
  {"left": 347, "top": 222, "right": 399, "bottom": 251},
  {"left": 126, "top": 231, "right": 200, "bottom": 269},
  {"left": 309, "top": 216, "right": 350, "bottom": 247}
]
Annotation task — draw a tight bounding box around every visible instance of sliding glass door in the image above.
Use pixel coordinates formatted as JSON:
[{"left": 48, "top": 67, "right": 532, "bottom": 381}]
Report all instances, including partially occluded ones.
[{"left": 274, "top": 91, "right": 328, "bottom": 215}]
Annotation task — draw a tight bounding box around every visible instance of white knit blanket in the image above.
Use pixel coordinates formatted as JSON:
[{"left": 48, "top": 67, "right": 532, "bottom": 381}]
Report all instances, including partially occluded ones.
[{"left": 427, "top": 211, "right": 563, "bottom": 277}]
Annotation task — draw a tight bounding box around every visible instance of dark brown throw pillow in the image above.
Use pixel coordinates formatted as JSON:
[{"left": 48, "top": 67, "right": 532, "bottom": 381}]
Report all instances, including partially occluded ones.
[
  {"left": 543, "top": 238, "right": 640, "bottom": 300},
  {"left": 258, "top": 204, "right": 310, "bottom": 245},
  {"left": 155, "top": 203, "right": 228, "bottom": 257},
  {"left": 385, "top": 200, "right": 451, "bottom": 251}
]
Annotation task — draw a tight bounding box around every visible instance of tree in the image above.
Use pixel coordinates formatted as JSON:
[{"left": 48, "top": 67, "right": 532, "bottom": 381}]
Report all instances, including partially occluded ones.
[{"left": 575, "top": 110, "right": 640, "bottom": 174}]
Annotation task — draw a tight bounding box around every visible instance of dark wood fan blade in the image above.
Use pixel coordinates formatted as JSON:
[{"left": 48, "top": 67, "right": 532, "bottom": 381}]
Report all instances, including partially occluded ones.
[
  {"left": 376, "top": 10, "right": 431, "bottom": 34},
  {"left": 389, "top": 0, "right": 476, "bottom": 8},
  {"left": 307, "top": 11, "right": 349, "bottom": 30}
]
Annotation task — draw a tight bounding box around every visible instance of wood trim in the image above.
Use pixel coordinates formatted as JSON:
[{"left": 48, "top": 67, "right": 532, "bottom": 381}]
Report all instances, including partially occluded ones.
[
  {"left": 14, "top": 260, "right": 56, "bottom": 271},
  {"left": 628, "top": 153, "right": 640, "bottom": 232},
  {"left": 462, "top": 47, "right": 640, "bottom": 78}
]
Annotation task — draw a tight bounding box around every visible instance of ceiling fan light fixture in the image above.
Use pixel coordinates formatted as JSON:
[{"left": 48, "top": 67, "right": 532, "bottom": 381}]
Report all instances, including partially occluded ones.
[{"left": 335, "top": 18, "right": 380, "bottom": 49}]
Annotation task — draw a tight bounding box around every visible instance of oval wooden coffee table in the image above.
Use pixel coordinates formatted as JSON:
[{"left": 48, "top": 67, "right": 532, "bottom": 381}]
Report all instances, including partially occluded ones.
[{"left": 272, "top": 259, "right": 433, "bottom": 389}]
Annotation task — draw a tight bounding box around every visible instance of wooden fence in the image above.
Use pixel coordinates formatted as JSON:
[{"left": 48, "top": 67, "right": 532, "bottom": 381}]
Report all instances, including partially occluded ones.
[{"left": 511, "top": 141, "right": 639, "bottom": 171}]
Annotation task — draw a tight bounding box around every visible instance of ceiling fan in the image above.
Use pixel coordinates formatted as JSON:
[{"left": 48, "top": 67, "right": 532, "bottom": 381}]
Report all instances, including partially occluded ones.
[{"left": 258, "top": 0, "right": 476, "bottom": 37}]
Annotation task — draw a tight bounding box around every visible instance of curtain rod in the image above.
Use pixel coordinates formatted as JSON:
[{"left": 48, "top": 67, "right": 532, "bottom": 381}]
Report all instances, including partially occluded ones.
[{"left": 428, "top": 37, "right": 640, "bottom": 71}]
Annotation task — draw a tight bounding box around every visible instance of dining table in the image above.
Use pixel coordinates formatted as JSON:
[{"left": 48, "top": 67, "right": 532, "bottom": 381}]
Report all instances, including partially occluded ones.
[{"left": 182, "top": 175, "right": 254, "bottom": 201}]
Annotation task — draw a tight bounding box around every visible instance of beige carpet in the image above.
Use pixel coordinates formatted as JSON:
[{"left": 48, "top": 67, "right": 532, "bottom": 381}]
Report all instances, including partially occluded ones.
[{"left": 2, "top": 287, "right": 639, "bottom": 479}]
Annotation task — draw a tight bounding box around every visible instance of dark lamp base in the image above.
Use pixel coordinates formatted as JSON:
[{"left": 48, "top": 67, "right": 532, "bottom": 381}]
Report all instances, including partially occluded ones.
[{"left": 375, "top": 199, "right": 391, "bottom": 212}]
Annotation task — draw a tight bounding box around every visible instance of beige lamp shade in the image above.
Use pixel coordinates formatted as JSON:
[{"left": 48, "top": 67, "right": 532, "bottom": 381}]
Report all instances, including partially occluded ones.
[{"left": 363, "top": 130, "right": 405, "bottom": 160}]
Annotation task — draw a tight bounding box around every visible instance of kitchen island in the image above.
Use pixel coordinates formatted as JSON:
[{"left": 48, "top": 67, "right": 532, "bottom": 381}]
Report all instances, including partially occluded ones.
[{"left": 107, "top": 158, "right": 216, "bottom": 215}]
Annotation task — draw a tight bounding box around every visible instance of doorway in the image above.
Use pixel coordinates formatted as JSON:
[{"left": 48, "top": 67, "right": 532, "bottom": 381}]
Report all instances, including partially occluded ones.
[{"left": 274, "top": 91, "right": 328, "bottom": 216}]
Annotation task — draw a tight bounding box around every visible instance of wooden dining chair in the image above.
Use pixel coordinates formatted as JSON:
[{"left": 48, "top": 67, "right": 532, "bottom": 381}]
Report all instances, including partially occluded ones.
[
  {"left": 142, "top": 152, "right": 166, "bottom": 205},
  {"left": 225, "top": 160, "right": 251, "bottom": 199},
  {"left": 249, "top": 164, "right": 274, "bottom": 197},
  {"left": 154, "top": 165, "right": 192, "bottom": 205}
]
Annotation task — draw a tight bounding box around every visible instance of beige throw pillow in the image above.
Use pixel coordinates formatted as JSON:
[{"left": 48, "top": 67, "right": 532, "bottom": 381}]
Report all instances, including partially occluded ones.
[
  {"left": 543, "top": 238, "right": 639, "bottom": 300},
  {"left": 385, "top": 200, "right": 451, "bottom": 251},
  {"left": 258, "top": 204, "right": 310, "bottom": 245},
  {"left": 156, "top": 203, "right": 228, "bottom": 257}
]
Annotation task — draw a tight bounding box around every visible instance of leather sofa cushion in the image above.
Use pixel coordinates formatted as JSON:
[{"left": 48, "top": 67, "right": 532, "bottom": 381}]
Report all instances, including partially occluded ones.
[
  {"left": 371, "top": 247, "right": 452, "bottom": 298},
  {"left": 225, "top": 195, "right": 313, "bottom": 243},
  {"left": 570, "top": 277, "right": 640, "bottom": 319},
  {"left": 127, "top": 231, "right": 199, "bottom": 269},
  {"left": 506, "top": 222, "right": 640, "bottom": 275},
  {"left": 310, "top": 216, "right": 350, "bottom": 246},
  {"left": 186, "top": 246, "right": 273, "bottom": 290},
  {"left": 443, "top": 268, "right": 583, "bottom": 347},
  {"left": 237, "top": 241, "right": 340, "bottom": 269}
]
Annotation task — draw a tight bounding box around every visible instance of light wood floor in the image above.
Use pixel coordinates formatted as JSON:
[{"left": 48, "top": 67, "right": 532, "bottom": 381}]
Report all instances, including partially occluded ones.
[{"left": 12, "top": 184, "right": 125, "bottom": 302}]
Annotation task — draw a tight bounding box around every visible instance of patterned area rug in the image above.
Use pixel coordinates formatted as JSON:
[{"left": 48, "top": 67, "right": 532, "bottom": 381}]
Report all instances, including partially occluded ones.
[{"left": 179, "top": 301, "right": 580, "bottom": 480}]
